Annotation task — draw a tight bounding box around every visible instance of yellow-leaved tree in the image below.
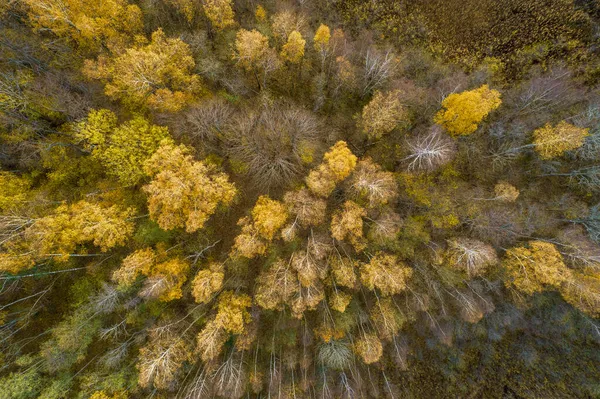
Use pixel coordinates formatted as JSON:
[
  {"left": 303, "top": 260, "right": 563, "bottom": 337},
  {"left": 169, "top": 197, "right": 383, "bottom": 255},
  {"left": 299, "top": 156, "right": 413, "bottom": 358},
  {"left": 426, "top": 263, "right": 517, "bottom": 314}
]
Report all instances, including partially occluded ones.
[
  {"left": 112, "top": 246, "right": 190, "bottom": 301},
  {"left": 191, "top": 263, "right": 224, "bottom": 304},
  {"left": 143, "top": 142, "right": 236, "bottom": 233},
  {"left": 0, "top": 201, "right": 134, "bottom": 273},
  {"left": 359, "top": 90, "right": 407, "bottom": 140},
  {"left": 502, "top": 241, "right": 571, "bottom": 295},
  {"left": 232, "top": 195, "right": 288, "bottom": 259},
  {"left": 532, "top": 121, "right": 589, "bottom": 159},
  {"left": 360, "top": 253, "right": 413, "bottom": 296},
  {"left": 306, "top": 141, "right": 357, "bottom": 197},
  {"left": 22, "top": 0, "right": 143, "bottom": 52},
  {"left": 203, "top": 0, "right": 235, "bottom": 31},
  {"left": 313, "top": 24, "right": 331, "bottom": 53},
  {"left": 280, "top": 31, "right": 306, "bottom": 64},
  {"left": 75, "top": 109, "right": 173, "bottom": 185},
  {"left": 330, "top": 200, "right": 367, "bottom": 251},
  {"left": 434, "top": 85, "right": 501, "bottom": 136},
  {"left": 84, "top": 29, "right": 203, "bottom": 112}
]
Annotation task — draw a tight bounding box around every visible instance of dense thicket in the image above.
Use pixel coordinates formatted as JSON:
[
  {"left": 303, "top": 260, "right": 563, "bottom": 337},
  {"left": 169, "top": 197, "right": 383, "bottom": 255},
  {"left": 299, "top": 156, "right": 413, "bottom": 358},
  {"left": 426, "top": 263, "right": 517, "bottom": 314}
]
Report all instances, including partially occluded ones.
[{"left": 1, "top": 0, "right": 599, "bottom": 398}]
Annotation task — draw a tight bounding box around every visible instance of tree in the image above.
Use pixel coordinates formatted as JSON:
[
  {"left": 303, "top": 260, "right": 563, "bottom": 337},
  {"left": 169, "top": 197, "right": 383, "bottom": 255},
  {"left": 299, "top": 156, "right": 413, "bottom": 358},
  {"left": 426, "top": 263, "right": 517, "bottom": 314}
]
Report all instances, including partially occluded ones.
[
  {"left": 354, "top": 333, "right": 383, "bottom": 364},
  {"left": 251, "top": 196, "right": 288, "bottom": 240},
  {"left": 348, "top": 158, "right": 397, "bottom": 207},
  {"left": 271, "top": 11, "right": 307, "bottom": 41},
  {"left": 191, "top": 263, "right": 224, "bottom": 304},
  {"left": 225, "top": 103, "right": 319, "bottom": 189},
  {"left": 502, "top": 241, "right": 572, "bottom": 295},
  {"left": 306, "top": 141, "right": 357, "bottom": 197},
  {"left": 232, "top": 196, "right": 288, "bottom": 259},
  {"left": 445, "top": 238, "right": 498, "bottom": 277},
  {"left": 213, "top": 291, "right": 252, "bottom": 334},
  {"left": 203, "top": 0, "right": 235, "bottom": 31},
  {"left": 255, "top": 259, "right": 299, "bottom": 311},
  {"left": 370, "top": 298, "right": 404, "bottom": 340},
  {"left": 21, "top": 0, "right": 143, "bottom": 52},
  {"left": 313, "top": 24, "right": 331, "bottom": 53},
  {"left": 560, "top": 272, "right": 600, "bottom": 317},
  {"left": 233, "top": 29, "right": 280, "bottom": 87},
  {"left": 532, "top": 121, "right": 589, "bottom": 159},
  {"left": 359, "top": 90, "right": 407, "bottom": 140},
  {"left": 138, "top": 329, "right": 191, "bottom": 389},
  {"left": 329, "top": 255, "right": 358, "bottom": 289},
  {"left": 493, "top": 181, "right": 520, "bottom": 202},
  {"left": 434, "top": 85, "right": 501, "bottom": 136},
  {"left": 404, "top": 125, "right": 457, "bottom": 172},
  {"left": 231, "top": 217, "right": 268, "bottom": 259},
  {"left": 0, "top": 201, "right": 134, "bottom": 273},
  {"left": 0, "top": 172, "right": 31, "bottom": 212},
  {"left": 75, "top": 109, "right": 173, "bottom": 185},
  {"left": 330, "top": 201, "right": 366, "bottom": 251},
  {"left": 283, "top": 188, "right": 327, "bottom": 228},
  {"left": 143, "top": 142, "right": 236, "bottom": 233},
  {"left": 360, "top": 253, "right": 413, "bottom": 296},
  {"left": 83, "top": 29, "right": 202, "bottom": 112},
  {"left": 113, "top": 247, "right": 190, "bottom": 301},
  {"left": 280, "top": 31, "right": 305, "bottom": 64}
]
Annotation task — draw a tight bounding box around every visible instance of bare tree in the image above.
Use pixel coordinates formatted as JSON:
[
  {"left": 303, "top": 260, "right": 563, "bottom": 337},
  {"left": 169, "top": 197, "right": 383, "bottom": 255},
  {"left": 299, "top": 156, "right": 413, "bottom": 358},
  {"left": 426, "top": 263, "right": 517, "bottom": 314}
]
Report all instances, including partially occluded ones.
[
  {"left": 404, "top": 126, "right": 456, "bottom": 172},
  {"left": 225, "top": 103, "right": 321, "bottom": 189}
]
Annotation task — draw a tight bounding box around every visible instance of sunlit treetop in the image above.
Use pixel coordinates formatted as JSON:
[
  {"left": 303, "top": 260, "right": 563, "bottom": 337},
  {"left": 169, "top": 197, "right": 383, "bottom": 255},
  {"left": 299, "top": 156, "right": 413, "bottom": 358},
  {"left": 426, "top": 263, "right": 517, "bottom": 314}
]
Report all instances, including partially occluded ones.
[
  {"left": 313, "top": 24, "right": 331, "bottom": 52},
  {"left": 434, "top": 85, "right": 501, "bottom": 136},
  {"left": 502, "top": 241, "right": 572, "bottom": 295},
  {"left": 22, "top": 0, "right": 143, "bottom": 52},
  {"left": 143, "top": 142, "right": 237, "bottom": 233},
  {"left": 306, "top": 141, "right": 358, "bottom": 197},
  {"left": 532, "top": 121, "right": 589, "bottom": 159},
  {"left": 280, "top": 31, "right": 306, "bottom": 64},
  {"left": 83, "top": 29, "right": 203, "bottom": 112},
  {"left": 203, "top": 0, "right": 236, "bottom": 31},
  {"left": 75, "top": 109, "right": 173, "bottom": 185}
]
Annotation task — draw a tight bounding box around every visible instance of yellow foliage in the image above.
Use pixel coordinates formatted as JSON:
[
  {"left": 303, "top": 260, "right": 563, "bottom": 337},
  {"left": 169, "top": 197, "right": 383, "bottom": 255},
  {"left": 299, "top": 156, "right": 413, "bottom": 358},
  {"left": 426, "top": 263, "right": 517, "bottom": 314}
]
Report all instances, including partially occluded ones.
[
  {"left": 255, "top": 5, "right": 267, "bottom": 22},
  {"left": 283, "top": 188, "right": 327, "bottom": 227},
  {"left": 280, "top": 31, "right": 306, "bottom": 64},
  {"left": 22, "top": 0, "right": 143, "bottom": 52},
  {"left": 234, "top": 29, "right": 272, "bottom": 71},
  {"left": 313, "top": 24, "right": 331, "bottom": 52},
  {"left": 434, "top": 85, "right": 501, "bottom": 136},
  {"left": 360, "top": 253, "right": 413, "bottom": 296},
  {"left": 113, "top": 247, "right": 156, "bottom": 286},
  {"left": 75, "top": 109, "right": 173, "bottom": 185},
  {"left": 502, "top": 241, "right": 571, "bottom": 295},
  {"left": 203, "top": 0, "right": 235, "bottom": 31},
  {"left": 251, "top": 196, "right": 288, "bottom": 240},
  {"left": 231, "top": 218, "right": 268, "bottom": 259},
  {"left": 83, "top": 29, "right": 202, "bottom": 112},
  {"left": 330, "top": 201, "right": 366, "bottom": 251},
  {"left": 214, "top": 291, "right": 252, "bottom": 334},
  {"left": 494, "top": 181, "right": 520, "bottom": 202},
  {"left": 354, "top": 333, "right": 383, "bottom": 364},
  {"left": 143, "top": 142, "right": 236, "bottom": 233},
  {"left": 29, "top": 201, "right": 134, "bottom": 258},
  {"left": 370, "top": 298, "right": 404, "bottom": 340},
  {"left": 306, "top": 141, "right": 357, "bottom": 197},
  {"left": 191, "top": 263, "right": 224, "bottom": 304},
  {"left": 359, "top": 90, "right": 406, "bottom": 140},
  {"left": 113, "top": 248, "right": 190, "bottom": 302},
  {"left": 329, "top": 291, "right": 352, "bottom": 312},
  {"left": 0, "top": 172, "right": 31, "bottom": 212},
  {"left": 532, "top": 121, "right": 589, "bottom": 159},
  {"left": 329, "top": 256, "right": 358, "bottom": 289}
]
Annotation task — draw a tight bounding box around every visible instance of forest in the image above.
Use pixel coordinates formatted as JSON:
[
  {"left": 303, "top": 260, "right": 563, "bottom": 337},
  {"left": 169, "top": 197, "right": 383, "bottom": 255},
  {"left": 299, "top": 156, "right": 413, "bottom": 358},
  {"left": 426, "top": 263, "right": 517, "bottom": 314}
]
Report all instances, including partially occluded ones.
[{"left": 0, "top": 0, "right": 600, "bottom": 397}]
